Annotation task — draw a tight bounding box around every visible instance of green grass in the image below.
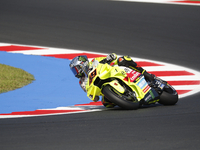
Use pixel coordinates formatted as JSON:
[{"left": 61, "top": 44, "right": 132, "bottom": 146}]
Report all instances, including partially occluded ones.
[{"left": 0, "top": 64, "right": 35, "bottom": 94}]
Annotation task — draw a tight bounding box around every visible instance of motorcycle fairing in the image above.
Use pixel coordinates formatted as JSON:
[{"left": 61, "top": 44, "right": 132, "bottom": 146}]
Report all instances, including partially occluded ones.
[
  {"left": 86, "top": 62, "right": 152, "bottom": 101},
  {"left": 143, "top": 88, "right": 160, "bottom": 103}
]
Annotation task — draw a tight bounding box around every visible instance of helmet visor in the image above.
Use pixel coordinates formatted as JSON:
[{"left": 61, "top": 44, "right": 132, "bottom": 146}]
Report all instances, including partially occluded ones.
[{"left": 71, "top": 65, "right": 82, "bottom": 77}]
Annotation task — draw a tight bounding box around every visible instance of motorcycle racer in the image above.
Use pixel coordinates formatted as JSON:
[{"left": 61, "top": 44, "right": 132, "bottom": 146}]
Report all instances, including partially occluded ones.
[{"left": 69, "top": 53, "right": 155, "bottom": 108}]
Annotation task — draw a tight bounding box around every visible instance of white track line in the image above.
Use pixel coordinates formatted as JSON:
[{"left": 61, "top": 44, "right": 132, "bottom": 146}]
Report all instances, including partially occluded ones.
[{"left": 112, "top": 0, "right": 200, "bottom": 6}]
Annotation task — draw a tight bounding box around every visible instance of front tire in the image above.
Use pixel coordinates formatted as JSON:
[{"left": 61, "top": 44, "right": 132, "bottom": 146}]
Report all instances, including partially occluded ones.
[{"left": 102, "top": 85, "right": 139, "bottom": 110}]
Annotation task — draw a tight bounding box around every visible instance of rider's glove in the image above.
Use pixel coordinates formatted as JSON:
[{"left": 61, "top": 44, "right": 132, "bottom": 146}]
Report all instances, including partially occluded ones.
[
  {"left": 79, "top": 77, "right": 87, "bottom": 92},
  {"left": 89, "top": 95, "right": 100, "bottom": 102},
  {"left": 94, "top": 96, "right": 100, "bottom": 102},
  {"left": 106, "top": 53, "right": 117, "bottom": 63}
]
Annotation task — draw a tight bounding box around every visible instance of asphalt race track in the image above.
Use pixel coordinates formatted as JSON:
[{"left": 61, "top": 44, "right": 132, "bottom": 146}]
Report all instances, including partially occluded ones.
[{"left": 1, "top": 0, "right": 200, "bottom": 150}]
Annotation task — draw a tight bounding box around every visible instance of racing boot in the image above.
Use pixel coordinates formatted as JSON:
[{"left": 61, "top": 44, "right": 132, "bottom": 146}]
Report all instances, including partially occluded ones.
[{"left": 143, "top": 71, "right": 155, "bottom": 83}]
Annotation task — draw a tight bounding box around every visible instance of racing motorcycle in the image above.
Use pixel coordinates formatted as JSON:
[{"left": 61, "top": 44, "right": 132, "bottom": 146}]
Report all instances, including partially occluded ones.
[{"left": 85, "top": 60, "right": 178, "bottom": 110}]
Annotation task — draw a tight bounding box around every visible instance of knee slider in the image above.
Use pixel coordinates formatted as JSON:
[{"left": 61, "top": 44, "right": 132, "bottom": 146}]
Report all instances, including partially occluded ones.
[
  {"left": 117, "top": 57, "right": 126, "bottom": 66},
  {"left": 124, "top": 56, "right": 132, "bottom": 61},
  {"left": 118, "top": 56, "right": 137, "bottom": 68}
]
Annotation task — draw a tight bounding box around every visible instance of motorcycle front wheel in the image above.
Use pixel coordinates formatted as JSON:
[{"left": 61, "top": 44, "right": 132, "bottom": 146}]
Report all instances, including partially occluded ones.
[{"left": 102, "top": 85, "right": 139, "bottom": 110}]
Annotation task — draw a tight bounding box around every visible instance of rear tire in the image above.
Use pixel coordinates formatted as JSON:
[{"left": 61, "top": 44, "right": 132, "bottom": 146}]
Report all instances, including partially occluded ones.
[
  {"left": 159, "top": 83, "right": 178, "bottom": 105},
  {"left": 102, "top": 85, "right": 139, "bottom": 110}
]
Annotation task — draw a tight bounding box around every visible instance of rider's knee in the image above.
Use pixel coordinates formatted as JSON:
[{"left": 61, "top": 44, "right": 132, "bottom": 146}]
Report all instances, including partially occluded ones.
[{"left": 118, "top": 56, "right": 137, "bottom": 67}]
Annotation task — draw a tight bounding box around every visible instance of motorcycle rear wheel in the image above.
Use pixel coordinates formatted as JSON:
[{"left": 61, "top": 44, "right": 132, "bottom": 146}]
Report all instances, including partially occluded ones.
[
  {"left": 159, "top": 83, "right": 178, "bottom": 105},
  {"left": 102, "top": 85, "right": 139, "bottom": 110}
]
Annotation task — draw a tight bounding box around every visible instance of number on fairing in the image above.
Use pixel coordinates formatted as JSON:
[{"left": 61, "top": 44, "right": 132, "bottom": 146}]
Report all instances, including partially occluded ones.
[{"left": 89, "top": 69, "right": 97, "bottom": 85}]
